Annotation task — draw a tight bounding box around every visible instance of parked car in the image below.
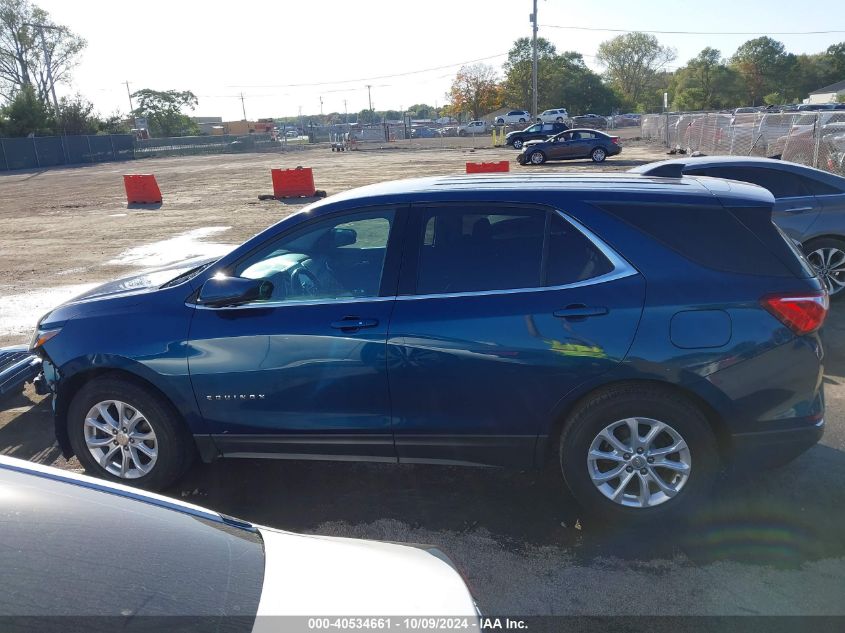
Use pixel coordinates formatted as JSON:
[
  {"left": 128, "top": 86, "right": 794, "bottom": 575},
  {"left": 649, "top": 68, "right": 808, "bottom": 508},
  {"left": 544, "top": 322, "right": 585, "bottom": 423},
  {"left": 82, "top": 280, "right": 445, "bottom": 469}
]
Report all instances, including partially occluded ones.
[
  {"left": 571, "top": 114, "right": 609, "bottom": 129},
  {"left": 630, "top": 156, "right": 845, "bottom": 296},
  {"left": 411, "top": 126, "right": 442, "bottom": 138},
  {"left": 458, "top": 120, "right": 488, "bottom": 136},
  {"left": 30, "top": 173, "right": 827, "bottom": 519},
  {"left": 494, "top": 110, "right": 531, "bottom": 125},
  {"left": 517, "top": 128, "right": 621, "bottom": 164},
  {"left": 536, "top": 108, "right": 570, "bottom": 123},
  {"left": 0, "top": 455, "right": 479, "bottom": 621},
  {"left": 506, "top": 121, "right": 568, "bottom": 149}
]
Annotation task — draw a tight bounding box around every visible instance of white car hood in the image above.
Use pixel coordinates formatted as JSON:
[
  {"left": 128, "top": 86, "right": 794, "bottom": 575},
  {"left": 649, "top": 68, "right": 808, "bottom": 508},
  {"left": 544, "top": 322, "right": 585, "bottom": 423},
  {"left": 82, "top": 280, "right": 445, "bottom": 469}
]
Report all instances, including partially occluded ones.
[{"left": 253, "top": 526, "right": 478, "bottom": 619}]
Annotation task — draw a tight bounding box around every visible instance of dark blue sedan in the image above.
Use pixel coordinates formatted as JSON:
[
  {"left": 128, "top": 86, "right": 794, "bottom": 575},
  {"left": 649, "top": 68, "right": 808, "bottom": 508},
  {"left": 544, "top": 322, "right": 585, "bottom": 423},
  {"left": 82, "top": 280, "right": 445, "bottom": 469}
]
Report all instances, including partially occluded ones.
[{"left": 30, "top": 174, "right": 827, "bottom": 519}]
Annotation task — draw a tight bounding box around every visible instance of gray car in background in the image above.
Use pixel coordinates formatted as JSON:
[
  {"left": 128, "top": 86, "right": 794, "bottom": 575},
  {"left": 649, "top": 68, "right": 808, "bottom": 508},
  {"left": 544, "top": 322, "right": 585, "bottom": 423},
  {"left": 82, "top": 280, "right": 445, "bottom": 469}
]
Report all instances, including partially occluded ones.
[{"left": 631, "top": 156, "right": 845, "bottom": 297}]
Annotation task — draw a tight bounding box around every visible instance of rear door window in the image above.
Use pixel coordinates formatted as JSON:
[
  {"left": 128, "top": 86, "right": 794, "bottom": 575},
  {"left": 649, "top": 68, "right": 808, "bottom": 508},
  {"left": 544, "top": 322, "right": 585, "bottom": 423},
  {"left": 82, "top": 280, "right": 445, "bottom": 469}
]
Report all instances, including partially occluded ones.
[
  {"left": 416, "top": 208, "right": 546, "bottom": 294},
  {"left": 546, "top": 213, "right": 614, "bottom": 285}
]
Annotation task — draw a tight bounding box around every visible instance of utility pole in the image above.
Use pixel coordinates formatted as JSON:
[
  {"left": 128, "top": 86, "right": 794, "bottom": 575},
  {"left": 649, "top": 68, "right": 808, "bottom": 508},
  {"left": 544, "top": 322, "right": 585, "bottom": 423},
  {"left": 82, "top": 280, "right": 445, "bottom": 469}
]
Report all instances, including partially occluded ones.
[
  {"left": 366, "top": 84, "right": 373, "bottom": 112},
  {"left": 239, "top": 92, "right": 247, "bottom": 121},
  {"left": 344, "top": 99, "right": 348, "bottom": 125},
  {"left": 124, "top": 81, "right": 134, "bottom": 113},
  {"left": 320, "top": 96, "right": 323, "bottom": 116},
  {"left": 530, "top": 0, "right": 538, "bottom": 119}
]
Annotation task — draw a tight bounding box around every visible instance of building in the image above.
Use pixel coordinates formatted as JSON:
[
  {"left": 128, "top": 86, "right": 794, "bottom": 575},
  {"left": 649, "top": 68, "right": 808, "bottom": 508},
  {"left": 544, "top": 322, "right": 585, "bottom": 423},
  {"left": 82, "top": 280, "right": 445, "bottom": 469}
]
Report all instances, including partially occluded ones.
[
  {"left": 192, "top": 116, "right": 223, "bottom": 135},
  {"left": 807, "top": 79, "right": 845, "bottom": 104}
]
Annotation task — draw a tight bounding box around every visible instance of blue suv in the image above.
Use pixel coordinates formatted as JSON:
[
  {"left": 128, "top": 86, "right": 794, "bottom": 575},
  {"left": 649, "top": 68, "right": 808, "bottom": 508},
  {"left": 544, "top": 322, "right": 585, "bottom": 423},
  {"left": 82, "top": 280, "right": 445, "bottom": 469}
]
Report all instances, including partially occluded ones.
[{"left": 30, "top": 174, "right": 828, "bottom": 518}]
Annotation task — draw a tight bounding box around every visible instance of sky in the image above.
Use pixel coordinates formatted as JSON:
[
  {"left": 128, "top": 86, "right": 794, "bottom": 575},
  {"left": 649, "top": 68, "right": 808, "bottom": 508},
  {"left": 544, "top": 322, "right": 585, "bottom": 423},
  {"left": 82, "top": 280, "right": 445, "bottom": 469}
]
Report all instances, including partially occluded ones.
[{"left": 34, "top": 0, "right": 845, "bottom": 120}]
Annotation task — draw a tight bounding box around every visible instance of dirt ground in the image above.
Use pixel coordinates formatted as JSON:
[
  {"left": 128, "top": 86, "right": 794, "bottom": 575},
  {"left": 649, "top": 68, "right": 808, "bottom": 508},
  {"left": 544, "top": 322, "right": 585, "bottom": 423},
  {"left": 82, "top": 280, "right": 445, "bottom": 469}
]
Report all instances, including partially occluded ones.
[{"left": 2, "top": 137, "right": 845, "bottom": 618}]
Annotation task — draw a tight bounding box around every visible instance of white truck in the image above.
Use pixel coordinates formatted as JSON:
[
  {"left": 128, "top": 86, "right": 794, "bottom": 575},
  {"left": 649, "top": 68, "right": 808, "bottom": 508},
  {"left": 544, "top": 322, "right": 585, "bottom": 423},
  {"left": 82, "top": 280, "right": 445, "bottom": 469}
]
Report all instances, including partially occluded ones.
[{"left": 458, "top": 120, "right": 489, "bottom": 136}]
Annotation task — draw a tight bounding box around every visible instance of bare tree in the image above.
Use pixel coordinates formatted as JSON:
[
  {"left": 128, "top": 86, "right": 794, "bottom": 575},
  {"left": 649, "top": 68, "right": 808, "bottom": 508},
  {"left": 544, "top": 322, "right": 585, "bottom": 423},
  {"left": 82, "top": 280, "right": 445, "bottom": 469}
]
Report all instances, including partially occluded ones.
[{"left": 0, "top": 0, "right": 85, "bottom": 104}]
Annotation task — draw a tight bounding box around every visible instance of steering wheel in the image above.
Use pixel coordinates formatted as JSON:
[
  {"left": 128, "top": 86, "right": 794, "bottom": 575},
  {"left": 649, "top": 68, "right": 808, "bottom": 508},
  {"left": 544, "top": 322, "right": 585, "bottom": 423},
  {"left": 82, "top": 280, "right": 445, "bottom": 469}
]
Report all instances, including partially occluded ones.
[{"left": 289, "top": 264, "right": 321, "bottom": 297}]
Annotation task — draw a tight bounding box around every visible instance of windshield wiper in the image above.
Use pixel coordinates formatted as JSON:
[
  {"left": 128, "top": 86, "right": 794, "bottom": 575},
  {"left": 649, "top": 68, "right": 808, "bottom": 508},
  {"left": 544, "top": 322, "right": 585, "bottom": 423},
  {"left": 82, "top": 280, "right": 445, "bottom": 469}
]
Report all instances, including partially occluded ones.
[{"left": 160, "top": 262, "right": 214, "bottom": 289}]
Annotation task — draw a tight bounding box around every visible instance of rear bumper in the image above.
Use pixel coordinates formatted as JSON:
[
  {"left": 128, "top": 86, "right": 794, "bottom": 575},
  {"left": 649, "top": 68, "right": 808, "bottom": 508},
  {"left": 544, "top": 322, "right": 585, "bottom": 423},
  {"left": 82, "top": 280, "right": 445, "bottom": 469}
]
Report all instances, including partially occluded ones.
[{"left": 728, "top": 416, "right": 824, "bottom": 470}]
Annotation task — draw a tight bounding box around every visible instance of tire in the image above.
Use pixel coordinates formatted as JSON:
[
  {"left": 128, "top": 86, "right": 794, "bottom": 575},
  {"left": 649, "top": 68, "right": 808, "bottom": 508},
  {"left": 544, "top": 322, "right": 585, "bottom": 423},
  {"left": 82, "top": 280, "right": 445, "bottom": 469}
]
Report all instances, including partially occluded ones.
[
  {"left": 559, "top": 383, "right": 718, "bottom": 521},
  {"left": 803, "top": 237, "right": 845, "bottom": 299},
  {"left": 529, "top": 151, "right": 546, "bottom": 165},
  {"left": 556, "top": 117, "right": 564, "bottom": 122},
  {"left": 519, "top": 118, "right": 526, "bottom": 123},
  {"left": 512, "top": 138, "right": 524, "bottom": 150},
  {"left": 67, "top": 376, "right": 194, "bottom": 490},
  {"left": 459, "top": 130, "right": 467, "bottom": 137},
  {"left": 591, "top": 147, "right": 607, "bottom": 163},
  {"left": 496, "top": 118, "right": 504, "bottom": 125}
]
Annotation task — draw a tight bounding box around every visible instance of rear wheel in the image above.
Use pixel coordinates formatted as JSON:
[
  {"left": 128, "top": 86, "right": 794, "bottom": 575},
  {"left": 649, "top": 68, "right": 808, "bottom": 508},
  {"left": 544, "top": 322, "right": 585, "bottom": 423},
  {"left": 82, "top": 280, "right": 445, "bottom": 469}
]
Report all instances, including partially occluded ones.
[
  {"left": 804, "top": 237, "right": 845, "bottom": 298},
  {"left": 559, "top": 384, "right": 718, "bottom": 520},
  {"left": 68, "top": 376, "right": 194, "bottom": 490},
  {"left": 529, "top": 150, "right": 546, "bottom": 165},
  {"left": 512, "top": 138, "right": 524, "bottom": 150},
  {"left": 591, "top": 147, "right": 607, "bottom": 163},
  {"left": 519, "top": 118, "right": 526, "bottom": 123}
]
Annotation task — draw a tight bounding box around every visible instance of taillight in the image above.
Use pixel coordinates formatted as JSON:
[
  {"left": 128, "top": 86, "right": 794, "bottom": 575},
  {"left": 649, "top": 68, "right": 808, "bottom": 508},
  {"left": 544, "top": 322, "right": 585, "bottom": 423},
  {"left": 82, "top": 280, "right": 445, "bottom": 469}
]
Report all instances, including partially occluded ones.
[
  {"left": 761, "top": 292, "right": 829, "bottom": 335},
  {"left": 611, "top": 136, "right": 620, "bottom": 144}
]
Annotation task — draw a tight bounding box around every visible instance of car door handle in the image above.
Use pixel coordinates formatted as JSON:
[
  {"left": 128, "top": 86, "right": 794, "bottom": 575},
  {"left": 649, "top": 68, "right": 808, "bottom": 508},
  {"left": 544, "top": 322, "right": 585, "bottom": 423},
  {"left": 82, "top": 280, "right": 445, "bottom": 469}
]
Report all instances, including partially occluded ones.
[
  {"left": 554, "top": 305, "right": 608, "bottom": 319},
  {"left": 785, "top": 206, "right": 813, "bottom": 214},
  {"left": 330, "top": 317, "right": 379, "bottom": 331}
]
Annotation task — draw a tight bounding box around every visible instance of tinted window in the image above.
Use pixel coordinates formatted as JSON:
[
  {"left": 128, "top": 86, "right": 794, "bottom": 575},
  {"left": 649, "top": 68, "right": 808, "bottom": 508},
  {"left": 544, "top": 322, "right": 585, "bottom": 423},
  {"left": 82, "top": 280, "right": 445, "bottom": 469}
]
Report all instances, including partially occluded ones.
[
  {"left": 236, "top": 209, "right": 395, "bottom": 302},
  {"left": 417, "top": 208, "right": 545, "bottom": 294},
  {"left": 600, "top": 202, "right": 792, "bottom": 277},
  {"left": 800, "top": 176, "right": 842, "bottom": 195},
  {"left": 0, "top": 468, "right": 263, "bottom": 620},
  {"left": 546, "top": 214, "right": 614, "bottom": 285},
  {"left": 693, "top": 166, "right": 809, "bottom": 198}
]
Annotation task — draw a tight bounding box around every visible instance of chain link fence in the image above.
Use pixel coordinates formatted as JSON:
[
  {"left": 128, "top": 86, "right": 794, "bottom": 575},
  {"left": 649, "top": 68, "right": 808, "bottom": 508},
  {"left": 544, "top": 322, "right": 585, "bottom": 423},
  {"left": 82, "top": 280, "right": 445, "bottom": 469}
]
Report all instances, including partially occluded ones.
[{"left": 641, "top": 111, "right": 845, "bottom": 177}]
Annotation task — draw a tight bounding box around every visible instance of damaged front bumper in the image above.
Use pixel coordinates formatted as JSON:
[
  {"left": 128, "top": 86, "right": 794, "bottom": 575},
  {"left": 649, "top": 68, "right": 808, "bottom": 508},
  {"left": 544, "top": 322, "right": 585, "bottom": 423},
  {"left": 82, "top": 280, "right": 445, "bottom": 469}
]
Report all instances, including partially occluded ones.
[{"left": 0, "top": 346, "right": 42, "bottom": 401}]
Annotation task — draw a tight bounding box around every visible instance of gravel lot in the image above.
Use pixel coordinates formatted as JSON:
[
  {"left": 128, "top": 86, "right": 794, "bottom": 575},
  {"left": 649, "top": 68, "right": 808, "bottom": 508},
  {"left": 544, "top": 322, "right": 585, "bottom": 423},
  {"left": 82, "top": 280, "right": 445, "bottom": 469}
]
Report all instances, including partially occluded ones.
[{"left": 1, "top": 138, "right": 843, "bottom": 617}]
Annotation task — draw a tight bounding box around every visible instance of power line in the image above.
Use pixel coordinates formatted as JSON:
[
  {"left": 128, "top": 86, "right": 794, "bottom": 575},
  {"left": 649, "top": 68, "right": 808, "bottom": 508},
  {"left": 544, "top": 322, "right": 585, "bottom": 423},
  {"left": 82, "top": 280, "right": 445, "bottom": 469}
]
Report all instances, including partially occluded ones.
[
  {"left": 225, "top": 52, "right": 508, "bottom": 88},
  {"left": 541, "top": 24, "right": 845, "bottom": 36}
]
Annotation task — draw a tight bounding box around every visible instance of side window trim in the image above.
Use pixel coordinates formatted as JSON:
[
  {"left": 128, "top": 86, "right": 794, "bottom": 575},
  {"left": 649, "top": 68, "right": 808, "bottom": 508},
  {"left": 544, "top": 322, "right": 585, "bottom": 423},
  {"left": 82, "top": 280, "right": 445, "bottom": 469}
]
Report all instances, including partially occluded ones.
[{"left": 395, "top": 205, "right": 637, "bottom": 301}]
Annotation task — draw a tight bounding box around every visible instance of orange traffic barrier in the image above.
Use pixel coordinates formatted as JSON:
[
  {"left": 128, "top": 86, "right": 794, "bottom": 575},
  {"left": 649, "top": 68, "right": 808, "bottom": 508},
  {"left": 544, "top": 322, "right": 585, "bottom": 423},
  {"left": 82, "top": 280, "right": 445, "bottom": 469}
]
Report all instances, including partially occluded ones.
[
  {"left": 466, "top": 161, "right": 509, "bottom": 174},
  {"left": 271, "top": 167, "right": 316, "bottom": 198},
  {"left": 123, "top": 174, "right": 162, "bottom": 204}
]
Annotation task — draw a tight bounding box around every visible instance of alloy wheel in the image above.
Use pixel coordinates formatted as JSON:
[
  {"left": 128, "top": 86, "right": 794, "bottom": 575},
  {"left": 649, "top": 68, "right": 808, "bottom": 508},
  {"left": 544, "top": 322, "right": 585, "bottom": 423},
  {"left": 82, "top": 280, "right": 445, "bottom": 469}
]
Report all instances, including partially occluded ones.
[
  {"left": 513, "top": 139, "right": 523, "bottom": 149},
  {"left": 84, "top": 400, "right": 158, "bottom": 479},
  {"left": 530, "top": 152, "right": 545, "bottom": 165},
  {"left": 587, "top": 417, "right": 691, "bottom": 508},
  {"left": 807, "top": 247, "right": 845, "bottom": 295},
  {"left": 592, "top": 148, "right": 607, "bottom": 162}
]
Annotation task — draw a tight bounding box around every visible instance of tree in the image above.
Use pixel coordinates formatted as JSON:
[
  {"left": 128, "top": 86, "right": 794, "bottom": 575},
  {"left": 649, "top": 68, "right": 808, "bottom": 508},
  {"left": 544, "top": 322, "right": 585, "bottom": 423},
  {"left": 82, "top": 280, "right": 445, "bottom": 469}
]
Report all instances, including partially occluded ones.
[
  {"left": 406, "top": 103, "right": 436, "bottom": 119},
  {"left": 446, "top": 63, "right": 501, "bottom": 120},
  {"left": 669, "top": 48, "right": 743, "bottom": 110},
  {"left": 502, "top": 36, "right": 559, "bottom": 110},
  {"left": 0, "top": 0, "right": 85, "bottom": 104},
  {"left": 99, "top": 110, "right": 131, "bottom": 134},
  {"left": 730, "top": 37, "right": 791, "bottom": 106},
  {"left": 131, "top": 89, "right": 199, "bottom": 137},
  {"left": 596, "top": 32, "right": 676, "bottom": 108},
  {"left": 56, "top": 94, "right": 98, "bottom": 135},
  {"left": 0, "top": 83, "right": 53, "bottom": 135}
]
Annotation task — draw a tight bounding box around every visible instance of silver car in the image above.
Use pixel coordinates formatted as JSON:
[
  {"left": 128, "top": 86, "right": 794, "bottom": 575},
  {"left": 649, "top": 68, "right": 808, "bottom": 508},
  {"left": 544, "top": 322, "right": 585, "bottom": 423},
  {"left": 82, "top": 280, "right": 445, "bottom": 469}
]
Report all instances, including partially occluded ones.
[{"left": 631, "top": 156, "right": 845, "bottom": 297}]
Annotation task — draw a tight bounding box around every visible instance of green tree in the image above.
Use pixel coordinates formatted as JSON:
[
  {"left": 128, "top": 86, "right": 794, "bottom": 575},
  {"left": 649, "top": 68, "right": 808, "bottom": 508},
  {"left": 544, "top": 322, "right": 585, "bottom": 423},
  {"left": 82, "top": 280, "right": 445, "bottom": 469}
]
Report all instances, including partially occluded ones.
[
  {"left": 99, "top": 110, "right": 130, "bottom": 134},
  {"left": 501, "top": 36, "right": 559, "bottom": 111},
  {"left": 545, "top": 52, "right": 619, "bottom": 114},
  {"left": 669, "top": 48, "right": 743, "bottom": 110},
  {"left": 825, "top": 42, "right": 845, "bottom": 81},
  {"left": 0, "top": 0, "right": 86, "bottom": 104},
  {"left": 406, "top": 103, "right": 436, "bottom": 119},
  {"left": 131, "top": 89, "right": 199, "bottom": 137},
  {"left": 0, "top": 83, "right": 53, "bottom": 135},
  {"left": 730, "top": 37, "right": 792, "bottom": 106},
  {"left": 596, "top": 32, "right": 676, "bottom": 107},
  {"left": 446, "top": 63, "right": 501, "bottom": 120},
  {"left": 56, "top": 94, "right": 99, "bottom": 134}
]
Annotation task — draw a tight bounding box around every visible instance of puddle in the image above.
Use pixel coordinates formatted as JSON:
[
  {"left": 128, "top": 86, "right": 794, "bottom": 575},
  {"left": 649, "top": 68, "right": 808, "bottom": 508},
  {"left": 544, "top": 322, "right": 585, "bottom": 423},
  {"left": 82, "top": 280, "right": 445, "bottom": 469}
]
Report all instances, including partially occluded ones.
[
  {"left": 107, "top": 227, "right": 233, "bottom": 267},
  {"left": 0, "top": 284, "right": 98, "bottom": 340}
]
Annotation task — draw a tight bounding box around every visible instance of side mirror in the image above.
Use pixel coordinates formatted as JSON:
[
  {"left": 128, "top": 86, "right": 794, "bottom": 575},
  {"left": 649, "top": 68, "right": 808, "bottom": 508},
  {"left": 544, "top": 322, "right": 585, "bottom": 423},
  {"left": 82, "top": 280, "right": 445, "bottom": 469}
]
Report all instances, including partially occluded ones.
[
  {"left": 332, "top": 227, "right": 357, "bottom": 248},
  {"left": 198, "top": 276, "right": 274, "bottom": 307}
]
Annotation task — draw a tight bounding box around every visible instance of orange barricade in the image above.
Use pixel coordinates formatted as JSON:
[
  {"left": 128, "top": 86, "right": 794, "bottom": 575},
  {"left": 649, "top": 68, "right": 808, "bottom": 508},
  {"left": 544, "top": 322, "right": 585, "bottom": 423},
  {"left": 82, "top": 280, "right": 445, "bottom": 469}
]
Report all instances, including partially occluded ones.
[
  {"left": 271, "top": 167, "right": 316, "bottom": 198},
  {"left": 123, "top": 174, "right": 162, "bottom": 204},
  {"left": 465, "top": 161, "right": 509, "bottom": 174}
]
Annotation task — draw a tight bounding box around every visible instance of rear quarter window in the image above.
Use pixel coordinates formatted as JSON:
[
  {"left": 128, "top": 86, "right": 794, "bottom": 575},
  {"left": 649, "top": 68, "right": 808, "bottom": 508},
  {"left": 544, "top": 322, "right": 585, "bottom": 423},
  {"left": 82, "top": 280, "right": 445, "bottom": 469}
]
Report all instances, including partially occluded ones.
[{"left": 598, "top": 202, "right": 793, "bottom": 277}]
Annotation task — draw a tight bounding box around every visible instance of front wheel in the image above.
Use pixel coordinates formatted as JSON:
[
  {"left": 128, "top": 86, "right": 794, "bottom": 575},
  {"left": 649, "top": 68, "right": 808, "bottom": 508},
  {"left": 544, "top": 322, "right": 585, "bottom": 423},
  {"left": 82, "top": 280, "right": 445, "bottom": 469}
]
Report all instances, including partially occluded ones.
[
  {"left": 459, "top": 130, "right": 467, "bottom": 137},
  {"left": 512, "top": 138, "right": 524, "bottom": 150},
  {"left": 591, "top": 147, "right": 607, "bottom": 163},
  {"left": 519, "top": 118, "right": 526, "bottom": 123},
  {"left": 67, "top": 376, "right": 194, "bottom": 490},
  {"left": 804, "top": 237, "right": 845, "bottom": 298},
  {"left": 529, "top": 151, "right": 546, "bottom": 165},
  {"left": 559, "top": 384, "right": 718, "bottom": 520}
]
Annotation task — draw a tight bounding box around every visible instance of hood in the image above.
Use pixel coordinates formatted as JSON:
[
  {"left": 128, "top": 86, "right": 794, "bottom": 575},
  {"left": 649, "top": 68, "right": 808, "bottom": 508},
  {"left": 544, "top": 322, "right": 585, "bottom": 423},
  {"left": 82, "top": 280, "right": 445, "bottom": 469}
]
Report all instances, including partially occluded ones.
[
  {"left": 253, "top": 526, "right": 478, "bottom": 618},
  {"left": 523, "top": 138, "right": 547, "bottom": 148},
  {"left": 69, "top": 256, "right": 220, "bottom": 303}
]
